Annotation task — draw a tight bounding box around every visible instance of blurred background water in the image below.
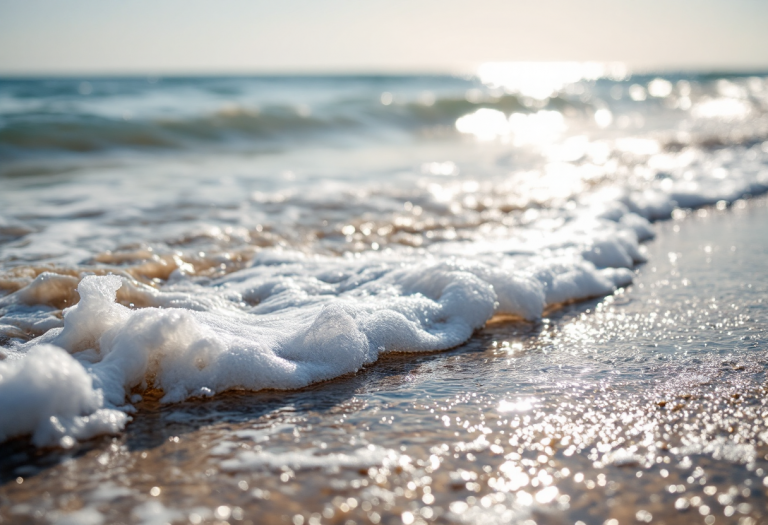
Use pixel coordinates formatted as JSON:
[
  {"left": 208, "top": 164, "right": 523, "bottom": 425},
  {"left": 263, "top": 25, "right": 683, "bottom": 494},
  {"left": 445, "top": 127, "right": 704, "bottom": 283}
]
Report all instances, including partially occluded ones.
[{"left": 1, "top": 69, "right": 767, "bottom": 269}]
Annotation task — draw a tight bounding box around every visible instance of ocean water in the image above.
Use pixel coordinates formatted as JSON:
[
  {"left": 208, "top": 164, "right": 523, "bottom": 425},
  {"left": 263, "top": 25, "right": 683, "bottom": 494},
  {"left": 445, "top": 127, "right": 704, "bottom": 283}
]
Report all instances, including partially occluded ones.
[
  {"left": 1, "top": 66, "right": 768, "bottom": 523},
  {"left": 2, "top": 198, "right": 766, "bottom": 525}
]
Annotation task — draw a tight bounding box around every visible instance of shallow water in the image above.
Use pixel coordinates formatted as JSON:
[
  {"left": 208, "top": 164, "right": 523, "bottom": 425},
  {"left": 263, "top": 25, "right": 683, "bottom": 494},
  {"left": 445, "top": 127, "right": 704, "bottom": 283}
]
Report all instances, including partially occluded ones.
[
  {"left": 1, "top": 198, "right": 766, "bottom": 525},
  {"left": 1, "top": 69, "right": 768, "bottom": 523}
]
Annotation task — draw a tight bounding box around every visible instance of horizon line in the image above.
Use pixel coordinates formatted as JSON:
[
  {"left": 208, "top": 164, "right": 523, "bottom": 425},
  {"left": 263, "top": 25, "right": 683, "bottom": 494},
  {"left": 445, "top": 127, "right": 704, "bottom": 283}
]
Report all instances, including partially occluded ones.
[{"left": 2, "top": 64, "right": 768, "bottom": 80}]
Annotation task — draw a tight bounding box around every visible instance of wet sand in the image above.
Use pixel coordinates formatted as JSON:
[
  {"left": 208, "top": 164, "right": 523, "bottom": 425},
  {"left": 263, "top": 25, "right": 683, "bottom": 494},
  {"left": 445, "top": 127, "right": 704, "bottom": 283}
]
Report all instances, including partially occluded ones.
[{"left": 1, "top": 199, "right": 767, "bottom": 524}]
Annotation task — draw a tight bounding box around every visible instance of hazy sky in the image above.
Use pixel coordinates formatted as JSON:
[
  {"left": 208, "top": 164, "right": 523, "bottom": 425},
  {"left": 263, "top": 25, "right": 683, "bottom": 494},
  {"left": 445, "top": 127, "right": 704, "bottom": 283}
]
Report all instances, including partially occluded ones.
[{"left": 1, "top": 0, "right": 767, "bottom": 75}]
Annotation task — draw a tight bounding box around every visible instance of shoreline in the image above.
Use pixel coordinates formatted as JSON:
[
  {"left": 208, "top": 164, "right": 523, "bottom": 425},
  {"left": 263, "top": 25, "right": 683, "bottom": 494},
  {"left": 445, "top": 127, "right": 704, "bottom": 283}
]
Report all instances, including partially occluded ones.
[{"left": 2, "top": 197, "right": 766, "bottom": 524}]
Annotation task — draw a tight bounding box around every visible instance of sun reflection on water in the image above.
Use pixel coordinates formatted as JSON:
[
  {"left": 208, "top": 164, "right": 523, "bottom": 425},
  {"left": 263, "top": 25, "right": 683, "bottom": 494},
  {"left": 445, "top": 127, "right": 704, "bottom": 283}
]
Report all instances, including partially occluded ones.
[
  {"left": 477, "top": 62, "right": 628, "bottom": 100},
  {"left": 456, "top": 109, "right": 566, "bottom": 144}
]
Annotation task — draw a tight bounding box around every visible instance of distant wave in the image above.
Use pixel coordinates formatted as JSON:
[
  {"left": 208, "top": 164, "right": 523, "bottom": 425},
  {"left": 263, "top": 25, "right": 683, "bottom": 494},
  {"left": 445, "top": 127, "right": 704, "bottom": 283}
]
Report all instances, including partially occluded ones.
[
  {"left": 3, "top": 71, "right": 766, "bottom": 158},
  {"left": 0, "top": 110, "right": 353, "bottom": 155},
  {"left": 0, "top": 94, "right": 582, "bottom": 156}
]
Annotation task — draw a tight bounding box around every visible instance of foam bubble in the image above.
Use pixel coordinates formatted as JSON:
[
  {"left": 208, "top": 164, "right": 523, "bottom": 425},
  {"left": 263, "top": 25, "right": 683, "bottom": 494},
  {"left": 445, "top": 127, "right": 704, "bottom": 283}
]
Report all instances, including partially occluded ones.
[{"left": 0, "top": 344, "right": 127, "bottom": 447}]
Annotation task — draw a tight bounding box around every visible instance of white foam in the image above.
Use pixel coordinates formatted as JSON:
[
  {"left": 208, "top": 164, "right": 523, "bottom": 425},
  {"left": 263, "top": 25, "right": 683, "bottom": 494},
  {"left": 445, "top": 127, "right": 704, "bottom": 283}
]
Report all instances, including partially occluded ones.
[
  {"left": 0, "top": 344, "right": 127, "bottom": 447},
  {"left": 86, "top": 482, "right": 137, "bottom": 503},
  {"left": 220, "top": 444, "right": 403, "bottom": 473},
  {"left": 49, "top": 507, "right": 105, "bottom": 525},
  {"left": 131, "top": 501, "right": 184, "bottom": 525},
  {"left": 1, "top": 233, "right": 633, "bottom": 447}
]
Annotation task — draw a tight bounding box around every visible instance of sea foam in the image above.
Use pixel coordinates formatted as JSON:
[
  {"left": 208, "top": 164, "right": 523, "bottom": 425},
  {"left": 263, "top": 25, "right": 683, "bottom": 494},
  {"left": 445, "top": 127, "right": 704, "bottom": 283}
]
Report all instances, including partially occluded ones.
[
  {"left": 2, "top": 166, "right": 767, "bottom": 447},
  {"left": 0, "top": 344, "right": 127, "bottom": 447},
  {"left": 0, "top": 199, "right": 647, "bottom": 447}
]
